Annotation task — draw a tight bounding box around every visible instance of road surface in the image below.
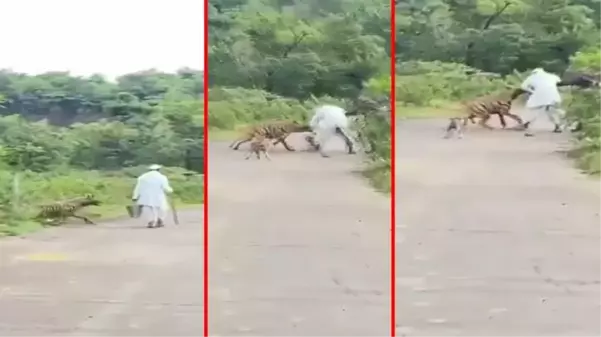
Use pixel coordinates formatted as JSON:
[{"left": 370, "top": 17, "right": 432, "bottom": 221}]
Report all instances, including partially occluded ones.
[
  {"left": 0, "top": 210, "right": 203, "bottom": 336},
  {"left": 396, "top": 117, "right": 600, "bottom": 336},
  {"left": 208, "top": 134, "right": 390, "bottom": 336}
]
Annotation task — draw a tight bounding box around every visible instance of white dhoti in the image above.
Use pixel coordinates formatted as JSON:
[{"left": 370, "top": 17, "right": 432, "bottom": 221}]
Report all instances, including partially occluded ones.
[
  {"left": 522, "top": 103, "right": 566, "bottom": 129},
  {"left": 310, "top": 105, "right": 355, "bottom": 157},
  {"left": 141, "top": 205, "right": 168, "bottom": 225}
]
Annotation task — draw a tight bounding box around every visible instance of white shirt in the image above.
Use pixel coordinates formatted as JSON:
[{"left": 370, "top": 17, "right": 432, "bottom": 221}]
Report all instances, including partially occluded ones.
[
  {"left": 520, "top": 69, "right": 562, "bottom": 108},
  {"left": 132, "top": 170, "right": 173, "bottom": 208},
  {"left": 310, "top": 105, "right": 349, "bottom": 131}
]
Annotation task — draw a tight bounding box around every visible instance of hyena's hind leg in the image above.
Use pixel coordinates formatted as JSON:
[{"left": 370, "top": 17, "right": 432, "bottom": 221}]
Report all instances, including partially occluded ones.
[
  {"left": 456, "top": 117, "right": 469, "bottom": 138},
  {"left": 263, "top": 148, "right": 272, "bottom": 161},
  {"left": 444, "top": 118, "right": 459, "bottom": 138},
  {"left": 229, "top": 138, "right": 240, "bottom": 148},
  {"left": 272, "top": 136, "right": 296, "bottom": 151},
  {"left": 504, "top": 112, "right": 525, "bottom": 129},
  {"left": 244, "top": 147, "right": 254, "bottom": 160}
]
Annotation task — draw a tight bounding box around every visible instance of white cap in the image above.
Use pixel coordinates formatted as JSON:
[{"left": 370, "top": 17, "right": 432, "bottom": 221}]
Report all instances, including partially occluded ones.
[
  {"left": 532, "top": 67, "right": 544, "bottom": 74},
  {"left": 149, "top": 164, "right": 162, "bottom": 170}
]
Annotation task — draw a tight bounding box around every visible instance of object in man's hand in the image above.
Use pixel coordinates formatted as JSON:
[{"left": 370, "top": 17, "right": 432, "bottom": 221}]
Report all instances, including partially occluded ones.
[
  {"left": 305, "top": 134, "right": 320, "bottom": 151},
  {"left": 126, "top": 204, "right": 143, "bottom": 218}
]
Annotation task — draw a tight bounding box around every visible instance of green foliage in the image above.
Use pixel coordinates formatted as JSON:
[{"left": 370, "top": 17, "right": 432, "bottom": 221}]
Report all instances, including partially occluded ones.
[
  {"left": 207, "top": 87, "right": 351, "bottom": 129},
  {"left": 397, "top": 0, "right": 600, "bottom": 75},
  {"left": 209, "top": 0, "right": 390, "bottom": 100},
  {"left": 396, "top": 61, "right": 523, "bottom": 107},
  {"left": 0, "top": 70, "right": 204, "bottom": 174},
  {"left": 565, "top": 45, "right": 601, "bottom": 174},
  {"left": 354, "top": 73, "right": 392, "bottom": 192},
  {"left": 0, "top": 69, "right": 202, "bottom": 123},
  {"left": 570, "top": 43, "right": 601, "bottom": 72}
]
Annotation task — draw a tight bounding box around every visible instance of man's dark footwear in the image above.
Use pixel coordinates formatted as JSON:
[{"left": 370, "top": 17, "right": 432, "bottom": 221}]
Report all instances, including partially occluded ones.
[
  {"left": 524, "top": 132, "right": 535, "bottom": 137},
  {"left": 553, "top": 125, "right": 563, "bottom": 133}
]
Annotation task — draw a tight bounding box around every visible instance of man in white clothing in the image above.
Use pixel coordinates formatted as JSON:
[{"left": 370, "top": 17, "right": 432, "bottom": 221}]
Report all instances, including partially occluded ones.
[
  {"left": 519, "top": 67, "right": 566, "bottom": 137},
  {"left": 132, "top": 164, "right": 174, "bottom": 228},
  {"left": 309, "top": 105, "right": 356, "bottom": 158}
]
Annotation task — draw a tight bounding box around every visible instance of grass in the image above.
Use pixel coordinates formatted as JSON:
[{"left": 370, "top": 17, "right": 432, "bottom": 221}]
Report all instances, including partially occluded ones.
[
  {"left": 0, "top": 220, "right": 41, "bottom": 237},
  {"left": 396, "top": 103, "right": 461, "bottom": 119},
  {"left": 362, "top": 162, "right": 391, "bottom": 193},
  {"left": 0, "top": 202, "right": 203, "bottom": 237},
  {"left": 208, "top": 124, "right": 252, "bottom": 141},
  {"left": 208, "top": 128, "right": 240, "bottom": 141}
]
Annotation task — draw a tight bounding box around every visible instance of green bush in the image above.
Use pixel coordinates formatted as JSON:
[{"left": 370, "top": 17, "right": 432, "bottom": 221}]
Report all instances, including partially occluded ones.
[
  {"left": 0, "top": 112, "right": 204, "bottom": 174},
  {"left": 396, "top": 61, "right": 523, "bottom": 108},
  {"left": 564, "top": 44, "right": 601, "bottom": 175},
  {"left": 208, "top": 87, "right": 320, "bottom": 128},
  {"left": 354, "top": 73, "right": 391, "bottom": 192}
]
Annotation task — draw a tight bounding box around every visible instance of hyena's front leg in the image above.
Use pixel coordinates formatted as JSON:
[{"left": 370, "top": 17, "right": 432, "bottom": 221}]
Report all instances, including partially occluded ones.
[
  {"left": 497, "top": 113, "right": 508, "bottom": 128},
  {"left": 479, "top": 115, "right": 494, "bottom": 130}
]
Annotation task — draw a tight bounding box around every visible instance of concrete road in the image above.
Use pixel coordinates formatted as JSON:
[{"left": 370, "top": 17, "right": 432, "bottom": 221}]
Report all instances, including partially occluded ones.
[
  {"left": 0, "top": 210, "right": 203, "bottom": 336},
  {"left": 396, "top": 117, "right": 600, "bottom": 336},
  {"left": 208, "top": 134, "right": 390, "bottom": 336}
]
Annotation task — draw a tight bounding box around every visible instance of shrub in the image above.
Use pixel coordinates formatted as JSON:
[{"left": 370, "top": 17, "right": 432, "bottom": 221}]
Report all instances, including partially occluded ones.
[{"left": 396, "top": 61, "right": 524, "bottom": 107}]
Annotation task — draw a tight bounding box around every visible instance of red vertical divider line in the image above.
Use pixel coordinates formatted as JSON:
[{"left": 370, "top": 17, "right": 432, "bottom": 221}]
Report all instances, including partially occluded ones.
[
  {"left": 202, "top": 0, "right": 209, "bottom": 335},
  {"left": 389, "top": 0, "right": 397, "bottom": 335}
]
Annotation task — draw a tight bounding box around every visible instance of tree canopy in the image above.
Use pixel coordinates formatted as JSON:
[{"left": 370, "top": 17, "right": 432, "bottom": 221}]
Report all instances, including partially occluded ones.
[
  {"left": 0, "top": 68, "right": 204, "bottom": 173},
  {"left": 209, "top": 0, "right": 391, "bottom": 100},
  {"left": 396, "top": 0, "right": 600, "bottom": 75}
]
